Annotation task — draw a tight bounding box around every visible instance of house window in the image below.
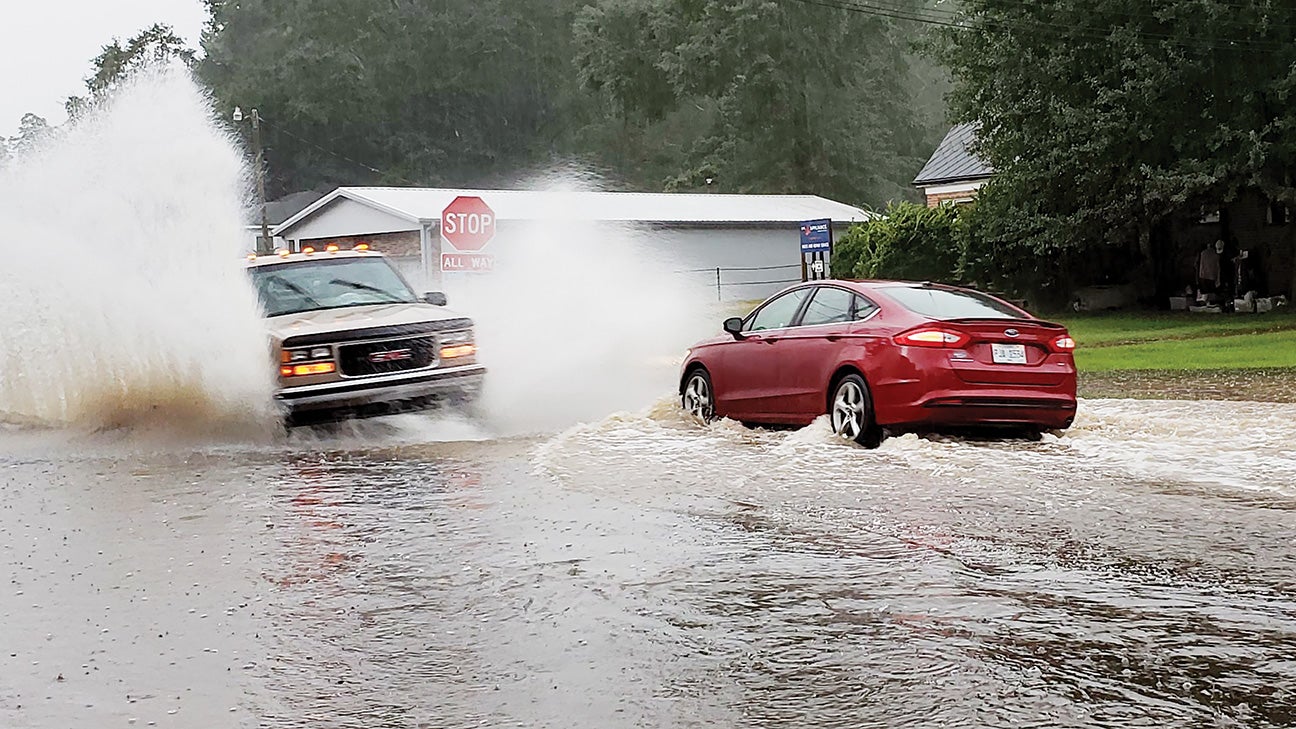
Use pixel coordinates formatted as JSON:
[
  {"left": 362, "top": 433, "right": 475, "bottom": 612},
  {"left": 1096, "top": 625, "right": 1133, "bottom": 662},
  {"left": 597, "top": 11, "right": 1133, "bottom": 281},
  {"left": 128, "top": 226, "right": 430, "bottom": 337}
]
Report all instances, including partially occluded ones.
[
  {"left": 1267, "top": 202, "right": 1289, "bottom": 226},
  {"left": 1197, "top": 207, "right": 1221, "bottom": 224}
]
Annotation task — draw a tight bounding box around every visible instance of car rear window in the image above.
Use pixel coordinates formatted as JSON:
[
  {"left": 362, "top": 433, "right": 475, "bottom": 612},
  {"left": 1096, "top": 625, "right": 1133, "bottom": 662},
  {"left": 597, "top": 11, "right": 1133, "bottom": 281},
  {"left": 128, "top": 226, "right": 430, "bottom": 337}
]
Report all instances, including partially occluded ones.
[{"left": 881, "top": 286, "right": 1024, "bottom": 320}]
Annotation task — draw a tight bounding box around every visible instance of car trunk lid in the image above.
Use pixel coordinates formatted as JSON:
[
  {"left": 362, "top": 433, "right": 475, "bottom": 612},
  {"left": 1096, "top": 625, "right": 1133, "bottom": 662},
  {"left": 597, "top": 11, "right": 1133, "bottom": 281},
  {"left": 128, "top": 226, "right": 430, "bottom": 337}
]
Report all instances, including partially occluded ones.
[{"left": 941, "top": 318, "right": 1070, "bottom": 386}]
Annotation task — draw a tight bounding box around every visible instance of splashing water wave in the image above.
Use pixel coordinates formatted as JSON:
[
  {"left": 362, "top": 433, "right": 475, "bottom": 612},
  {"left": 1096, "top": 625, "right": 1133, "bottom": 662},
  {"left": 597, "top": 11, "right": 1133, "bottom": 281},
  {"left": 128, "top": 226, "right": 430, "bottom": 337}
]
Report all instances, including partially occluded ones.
[{"left": 0, "top": 68, "right": 277, "bottom": 435}]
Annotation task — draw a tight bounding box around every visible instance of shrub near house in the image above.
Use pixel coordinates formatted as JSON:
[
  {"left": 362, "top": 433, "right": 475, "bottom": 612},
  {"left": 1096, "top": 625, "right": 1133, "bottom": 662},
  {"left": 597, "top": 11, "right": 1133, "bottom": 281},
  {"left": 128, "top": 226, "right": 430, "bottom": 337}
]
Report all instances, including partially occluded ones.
[
  {"left": 832, "top": 198, "right": 1086, "bottom": 309},
  {"left": 832, "top": 202, "right": 963, "bottom": 284}
]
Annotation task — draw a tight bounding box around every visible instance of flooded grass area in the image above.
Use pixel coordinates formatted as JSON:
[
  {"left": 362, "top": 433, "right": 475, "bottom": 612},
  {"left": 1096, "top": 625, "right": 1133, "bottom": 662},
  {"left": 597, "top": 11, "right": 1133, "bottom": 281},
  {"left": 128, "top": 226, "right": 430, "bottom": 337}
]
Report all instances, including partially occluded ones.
[
  {"left": 1059, "top": 309, "right": 1296, "bottom": 347},
  {"left": 1080, "top": 367, "right": 1296, "bottom": 402}
]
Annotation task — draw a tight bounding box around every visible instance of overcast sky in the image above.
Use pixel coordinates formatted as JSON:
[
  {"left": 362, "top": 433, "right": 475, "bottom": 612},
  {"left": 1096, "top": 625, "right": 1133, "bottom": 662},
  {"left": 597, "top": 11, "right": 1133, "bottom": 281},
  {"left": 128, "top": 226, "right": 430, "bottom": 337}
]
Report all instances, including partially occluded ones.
[{"left": 0, "top": 0, "right": 208, "bottom": 138}]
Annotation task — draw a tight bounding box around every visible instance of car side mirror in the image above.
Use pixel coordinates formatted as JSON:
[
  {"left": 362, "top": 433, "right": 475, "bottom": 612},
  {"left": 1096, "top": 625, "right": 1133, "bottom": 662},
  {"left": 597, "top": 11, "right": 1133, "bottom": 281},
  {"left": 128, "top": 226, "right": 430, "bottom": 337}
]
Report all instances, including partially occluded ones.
[
  {"left": 723, "top": 317, "right": 745, "bottom": 339},
  {"left": 423, "top": 291, "right": 448, "bottom": 306}
]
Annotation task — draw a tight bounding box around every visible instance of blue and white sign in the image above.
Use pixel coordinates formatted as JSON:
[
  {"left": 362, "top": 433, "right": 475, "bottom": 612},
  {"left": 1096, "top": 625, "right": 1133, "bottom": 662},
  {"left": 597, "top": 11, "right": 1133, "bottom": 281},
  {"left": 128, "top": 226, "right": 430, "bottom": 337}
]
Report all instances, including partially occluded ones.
[{"left": 799, "top": 218, "right": 832, "bottom": 252}]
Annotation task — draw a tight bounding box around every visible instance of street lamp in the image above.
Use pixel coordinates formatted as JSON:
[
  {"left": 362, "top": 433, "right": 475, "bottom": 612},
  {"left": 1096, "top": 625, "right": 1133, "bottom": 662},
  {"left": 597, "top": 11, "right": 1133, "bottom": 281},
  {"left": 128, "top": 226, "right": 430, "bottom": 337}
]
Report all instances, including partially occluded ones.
[{"left": 233, "top": 106, "right": 272, "bottom": 255}]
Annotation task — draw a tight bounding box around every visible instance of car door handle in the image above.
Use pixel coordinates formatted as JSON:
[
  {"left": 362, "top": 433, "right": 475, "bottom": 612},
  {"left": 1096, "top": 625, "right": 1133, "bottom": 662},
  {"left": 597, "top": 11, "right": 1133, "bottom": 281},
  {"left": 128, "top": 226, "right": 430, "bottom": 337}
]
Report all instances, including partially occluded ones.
[{"left": 826, "top": 335, "right": 843, "bottom": 342}]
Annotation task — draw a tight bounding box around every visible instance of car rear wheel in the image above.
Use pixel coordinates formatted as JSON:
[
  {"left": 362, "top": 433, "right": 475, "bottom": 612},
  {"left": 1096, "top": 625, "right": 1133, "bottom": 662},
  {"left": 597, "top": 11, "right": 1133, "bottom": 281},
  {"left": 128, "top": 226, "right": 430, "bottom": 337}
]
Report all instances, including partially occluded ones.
[
  {"left": 682, "top": 369, "right": 716, "bottom": 423},
  {"left": 830, "top": 374, "right": 882, "bottom": 448}
]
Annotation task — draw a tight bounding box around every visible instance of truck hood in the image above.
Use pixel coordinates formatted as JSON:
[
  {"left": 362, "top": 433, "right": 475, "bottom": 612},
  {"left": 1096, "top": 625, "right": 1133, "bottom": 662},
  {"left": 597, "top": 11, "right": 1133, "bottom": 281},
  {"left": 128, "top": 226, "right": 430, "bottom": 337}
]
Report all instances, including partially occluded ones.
[{"left": 264, "top": 303, "right": 471, "bottom": 343}]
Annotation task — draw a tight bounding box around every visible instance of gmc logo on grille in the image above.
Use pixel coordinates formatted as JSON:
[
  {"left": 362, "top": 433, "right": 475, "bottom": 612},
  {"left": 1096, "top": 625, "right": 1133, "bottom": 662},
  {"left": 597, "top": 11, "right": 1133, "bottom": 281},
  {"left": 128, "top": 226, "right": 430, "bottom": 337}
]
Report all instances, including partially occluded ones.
[{"left": 368, "top": 348, "right": 414, "bottom": 363}]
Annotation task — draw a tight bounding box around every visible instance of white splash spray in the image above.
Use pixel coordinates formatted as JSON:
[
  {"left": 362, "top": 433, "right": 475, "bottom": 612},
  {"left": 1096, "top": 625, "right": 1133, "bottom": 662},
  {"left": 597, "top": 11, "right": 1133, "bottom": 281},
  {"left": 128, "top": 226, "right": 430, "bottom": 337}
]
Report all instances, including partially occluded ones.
[
  {"left": 446, "top": 173, "right": 718, "bottom": 434},
  {"left": 0, "top": 67, "right": 276, "bottom": 433}
]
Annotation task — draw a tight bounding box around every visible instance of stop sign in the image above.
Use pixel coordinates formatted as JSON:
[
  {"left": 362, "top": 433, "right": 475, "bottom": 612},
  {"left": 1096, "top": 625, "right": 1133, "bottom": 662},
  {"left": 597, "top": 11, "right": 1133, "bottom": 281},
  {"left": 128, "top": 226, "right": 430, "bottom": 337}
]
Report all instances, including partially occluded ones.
[{"left": 440, "top": 196, "right": 496, "bottom": 252}]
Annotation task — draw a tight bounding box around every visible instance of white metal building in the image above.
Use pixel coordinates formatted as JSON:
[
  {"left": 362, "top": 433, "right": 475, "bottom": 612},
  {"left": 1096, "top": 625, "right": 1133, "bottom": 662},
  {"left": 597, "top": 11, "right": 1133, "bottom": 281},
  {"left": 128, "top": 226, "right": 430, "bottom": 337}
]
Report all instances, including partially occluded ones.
[{"left": 272, "top": 187, "right": 872, "bottom": 301}]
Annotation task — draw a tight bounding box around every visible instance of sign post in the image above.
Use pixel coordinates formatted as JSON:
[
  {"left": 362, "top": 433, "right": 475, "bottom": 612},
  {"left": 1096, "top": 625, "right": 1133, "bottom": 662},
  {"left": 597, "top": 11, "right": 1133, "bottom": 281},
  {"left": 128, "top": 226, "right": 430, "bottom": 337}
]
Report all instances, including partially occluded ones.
[
  {"left": 440, "top": 196, "right": 496, "bottom": 272},
  {"left": 799, "top": 218, "right": 833, "bottom": 281}
]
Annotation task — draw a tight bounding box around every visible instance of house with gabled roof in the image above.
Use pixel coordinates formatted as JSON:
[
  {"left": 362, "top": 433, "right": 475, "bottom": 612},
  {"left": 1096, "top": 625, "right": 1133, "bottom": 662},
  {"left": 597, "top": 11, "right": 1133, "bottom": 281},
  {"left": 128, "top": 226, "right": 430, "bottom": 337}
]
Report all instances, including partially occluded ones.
[{"left": 913, "top": 123, "right": 994, "bottom": 207}]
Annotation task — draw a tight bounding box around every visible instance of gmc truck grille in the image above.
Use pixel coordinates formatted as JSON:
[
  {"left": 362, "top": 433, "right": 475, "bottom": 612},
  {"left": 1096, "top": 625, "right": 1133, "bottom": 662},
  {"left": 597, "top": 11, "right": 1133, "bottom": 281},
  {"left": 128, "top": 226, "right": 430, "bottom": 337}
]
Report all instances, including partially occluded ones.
[{"left": 339, "top": 336, "right": 437, "bottom": 377}]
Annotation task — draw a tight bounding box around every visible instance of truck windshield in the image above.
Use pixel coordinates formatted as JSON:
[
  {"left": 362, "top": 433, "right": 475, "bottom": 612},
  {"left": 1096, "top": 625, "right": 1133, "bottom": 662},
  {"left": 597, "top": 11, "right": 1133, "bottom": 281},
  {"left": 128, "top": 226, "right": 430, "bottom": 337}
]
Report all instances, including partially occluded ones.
[{"left": 249, "top": 258, "right": 418, "bottom": 317}]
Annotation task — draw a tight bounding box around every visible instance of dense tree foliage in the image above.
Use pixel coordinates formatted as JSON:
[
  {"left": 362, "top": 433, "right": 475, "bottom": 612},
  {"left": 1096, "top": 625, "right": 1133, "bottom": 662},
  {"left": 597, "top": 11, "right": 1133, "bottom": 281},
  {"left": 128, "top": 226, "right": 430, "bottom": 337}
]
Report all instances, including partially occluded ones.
[
  {"left": 574, "top": 0, "right": 939, "bottom": 204},
  {"left": 194, "top": 0, "right": 946, "bottom": 203},
  {"left": 199, "top": 0, "right": 592, "bottom": 196},
  {"left": 936, "top": 0, "right": 1296, "bottom": 295}
]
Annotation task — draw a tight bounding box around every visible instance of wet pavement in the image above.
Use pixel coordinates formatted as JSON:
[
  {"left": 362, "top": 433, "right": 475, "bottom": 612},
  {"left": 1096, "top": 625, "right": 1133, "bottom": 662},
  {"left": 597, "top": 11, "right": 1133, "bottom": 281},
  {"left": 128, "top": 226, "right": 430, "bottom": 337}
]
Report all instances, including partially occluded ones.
[{"left": 2, "top": 398, "right": 1295, "bottom": 728}]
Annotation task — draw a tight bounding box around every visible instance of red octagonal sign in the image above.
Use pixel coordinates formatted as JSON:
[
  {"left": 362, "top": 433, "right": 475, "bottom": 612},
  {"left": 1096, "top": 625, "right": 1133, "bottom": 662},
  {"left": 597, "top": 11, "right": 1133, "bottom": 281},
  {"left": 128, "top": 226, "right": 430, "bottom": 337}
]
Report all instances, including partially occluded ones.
[{"left": 440, "top": 196, "right": 496, "bottom": 252}]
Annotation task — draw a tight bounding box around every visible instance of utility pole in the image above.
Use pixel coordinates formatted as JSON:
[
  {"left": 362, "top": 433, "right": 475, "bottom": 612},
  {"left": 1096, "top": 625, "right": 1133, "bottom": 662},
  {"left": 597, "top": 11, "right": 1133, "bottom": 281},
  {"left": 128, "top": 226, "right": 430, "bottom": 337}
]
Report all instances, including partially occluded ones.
[{"left": 234, "top": 106, "right": 272, "bottom": 254}]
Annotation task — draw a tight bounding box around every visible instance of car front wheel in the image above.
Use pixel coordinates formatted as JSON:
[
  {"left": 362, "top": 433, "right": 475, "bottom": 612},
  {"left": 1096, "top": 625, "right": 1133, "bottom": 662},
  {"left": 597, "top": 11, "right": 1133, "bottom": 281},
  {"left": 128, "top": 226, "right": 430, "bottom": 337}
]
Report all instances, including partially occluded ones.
[
  {"left": 681, "top": 369, "right": 716, "bottom": 423},
  {"left": 830, "top": 373, "right": 882, "bottom": 448}
]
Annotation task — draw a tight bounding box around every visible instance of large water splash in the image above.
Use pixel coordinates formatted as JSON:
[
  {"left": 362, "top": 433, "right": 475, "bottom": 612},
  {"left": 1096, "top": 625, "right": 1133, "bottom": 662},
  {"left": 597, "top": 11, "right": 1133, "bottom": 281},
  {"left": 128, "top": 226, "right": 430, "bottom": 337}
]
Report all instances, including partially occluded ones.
[
  {"left": 0, "top": 67, "right": 276, "bottom": 434},
  {"left": 445, "top": 173, "right": 719, "bottom": 435}
]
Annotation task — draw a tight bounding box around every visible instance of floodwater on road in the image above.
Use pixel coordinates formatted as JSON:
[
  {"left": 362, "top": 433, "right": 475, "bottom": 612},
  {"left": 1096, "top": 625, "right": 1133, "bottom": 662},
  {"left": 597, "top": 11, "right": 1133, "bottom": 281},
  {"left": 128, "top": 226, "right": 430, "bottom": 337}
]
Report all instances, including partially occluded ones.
[{"left": 1, "top": 398, "right": 1294, "bottom": 728}]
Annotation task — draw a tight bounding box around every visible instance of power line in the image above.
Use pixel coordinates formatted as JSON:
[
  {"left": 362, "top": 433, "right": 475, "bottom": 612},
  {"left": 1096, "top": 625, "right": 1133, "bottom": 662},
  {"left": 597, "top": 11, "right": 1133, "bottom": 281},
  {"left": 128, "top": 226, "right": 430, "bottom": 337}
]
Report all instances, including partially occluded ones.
[
  {"left": 823, "top": 0, "right": 1287, "bottom": 50},
  {"left": 783, "top": 0, "right": 1292, "bottom": 53},
  {"left": 258, "top": 118, "right": 424, "bottom": 186}
]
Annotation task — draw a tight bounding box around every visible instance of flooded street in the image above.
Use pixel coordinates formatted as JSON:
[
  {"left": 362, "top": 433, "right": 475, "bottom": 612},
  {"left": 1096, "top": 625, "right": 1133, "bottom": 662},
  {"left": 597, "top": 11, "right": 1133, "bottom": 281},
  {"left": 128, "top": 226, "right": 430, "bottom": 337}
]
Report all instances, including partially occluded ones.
[{"left": 2, "top": 398, "right": 1294, "bottom": 728}]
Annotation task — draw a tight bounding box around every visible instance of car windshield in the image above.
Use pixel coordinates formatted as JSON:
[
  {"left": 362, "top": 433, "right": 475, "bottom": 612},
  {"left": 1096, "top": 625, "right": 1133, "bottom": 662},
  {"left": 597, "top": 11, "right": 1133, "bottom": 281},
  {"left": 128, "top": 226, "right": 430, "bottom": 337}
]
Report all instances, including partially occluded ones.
[
  {"left": 881, "top": 285, "right": 1024, "bottom": 320},
  {"left": 249, "top": 258, "right": 417, "bottom": 317}
]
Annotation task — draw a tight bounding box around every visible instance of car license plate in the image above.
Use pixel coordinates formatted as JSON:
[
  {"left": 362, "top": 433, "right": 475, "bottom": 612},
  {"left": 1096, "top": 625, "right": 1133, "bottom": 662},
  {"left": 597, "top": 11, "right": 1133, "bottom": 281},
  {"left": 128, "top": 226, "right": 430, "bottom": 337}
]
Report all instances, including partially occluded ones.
[{"left": 991, "top": 343, "right": 1028, "bottom": 365}]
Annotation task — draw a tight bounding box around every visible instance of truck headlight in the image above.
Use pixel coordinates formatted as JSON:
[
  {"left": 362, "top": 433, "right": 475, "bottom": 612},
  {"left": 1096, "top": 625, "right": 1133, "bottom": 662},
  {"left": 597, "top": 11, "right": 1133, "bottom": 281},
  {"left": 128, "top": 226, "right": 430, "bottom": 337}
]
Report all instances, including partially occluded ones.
[
  {"left": 282, "top": 346, "right": 333, "bottom": 363},
  {"left": 439, "top": 331, "right": 476, "bottom": 361}
]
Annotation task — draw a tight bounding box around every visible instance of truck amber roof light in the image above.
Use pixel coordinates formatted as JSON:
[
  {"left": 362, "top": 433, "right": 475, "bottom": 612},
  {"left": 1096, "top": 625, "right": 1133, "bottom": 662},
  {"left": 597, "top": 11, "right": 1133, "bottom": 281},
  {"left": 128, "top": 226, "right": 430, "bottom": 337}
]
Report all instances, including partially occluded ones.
[
  {"left": 276, "top": 249, "right": 290, "bottom": 258},
  {"left": 302, "top": 246, "right": 316, "bottom": 255},
  {"left": 326, "top": 244, "right": 340, "bottom": 253},
  {"left": 354, "top": 243, "right": 370, "bottom": 251},
  {"left": 246, "top": 253, "right": 257, "bottom": 262}
]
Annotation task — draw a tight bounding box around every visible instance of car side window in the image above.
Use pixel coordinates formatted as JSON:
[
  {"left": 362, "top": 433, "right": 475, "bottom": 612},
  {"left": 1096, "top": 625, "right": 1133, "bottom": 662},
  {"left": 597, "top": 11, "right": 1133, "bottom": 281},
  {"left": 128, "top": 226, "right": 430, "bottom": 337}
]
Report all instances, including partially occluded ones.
[
  {"left": 746, "top": 288, "right": 812, "bottom": 331},
  {"left": 801, "top": 286, "right": 855, "bottom": 326},
  {"left": 854, "top": 295, "right": 879, "bottom": 320}
]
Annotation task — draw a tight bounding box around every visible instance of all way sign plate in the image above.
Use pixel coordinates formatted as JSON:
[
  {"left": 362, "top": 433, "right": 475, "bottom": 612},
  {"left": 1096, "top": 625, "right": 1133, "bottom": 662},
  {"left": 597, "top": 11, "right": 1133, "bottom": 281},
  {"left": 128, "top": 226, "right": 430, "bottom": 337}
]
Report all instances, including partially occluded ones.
[{"left": 441, "top": 253, "right": 494, "bottom": 272}]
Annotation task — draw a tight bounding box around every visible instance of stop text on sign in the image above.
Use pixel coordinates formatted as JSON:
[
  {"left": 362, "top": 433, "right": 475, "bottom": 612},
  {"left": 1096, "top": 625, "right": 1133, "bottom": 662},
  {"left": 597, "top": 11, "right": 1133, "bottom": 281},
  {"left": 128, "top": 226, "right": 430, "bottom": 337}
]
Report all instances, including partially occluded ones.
[
  {"left": 440, "top": 196, "right": 497, "bottom": 253},
  {"left": 443, "top": 211, "right": 493, "bottom": 236}
]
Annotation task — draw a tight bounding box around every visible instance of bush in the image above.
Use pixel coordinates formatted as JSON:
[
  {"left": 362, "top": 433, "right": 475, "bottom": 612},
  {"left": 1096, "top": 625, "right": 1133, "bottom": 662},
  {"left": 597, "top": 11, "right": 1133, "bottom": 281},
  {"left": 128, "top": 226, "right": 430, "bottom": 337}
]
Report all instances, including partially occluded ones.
[
  {"left": 830, "top": 193, "right": 1080, "bottom": 311},
  {"left": 831, "top": 202, "right": 963, "bottom": 283}
]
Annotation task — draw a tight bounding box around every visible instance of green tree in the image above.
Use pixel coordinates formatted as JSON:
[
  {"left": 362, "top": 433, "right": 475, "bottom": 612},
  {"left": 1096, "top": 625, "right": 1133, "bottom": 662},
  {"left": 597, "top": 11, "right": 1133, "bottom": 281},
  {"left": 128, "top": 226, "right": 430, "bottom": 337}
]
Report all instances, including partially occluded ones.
[
  {"left": 574, "top": 0, "right": 940, "bottom": 205},
  {"left": 199, "top": 0, "right": 588, "bottom": 195},
  {"left": 66, "top": 23, "right": 197, "bottom": 119},
  {"left": 8, "top": 113, "right": 52, "bottom": 157},
  {"left": 936, "top": 0, "right": 1296, "bottom": 296}
]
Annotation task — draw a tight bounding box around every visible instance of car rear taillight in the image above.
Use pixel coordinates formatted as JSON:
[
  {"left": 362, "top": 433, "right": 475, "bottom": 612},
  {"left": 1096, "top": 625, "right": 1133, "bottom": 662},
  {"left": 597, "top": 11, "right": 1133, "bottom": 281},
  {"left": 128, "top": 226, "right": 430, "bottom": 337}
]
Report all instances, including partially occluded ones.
[
  {"left": 1050, "top": 335, "right": 1077, "bottom": 352},
  {"left": 894, "top": 327, "right": 972, "bottom": 348}
]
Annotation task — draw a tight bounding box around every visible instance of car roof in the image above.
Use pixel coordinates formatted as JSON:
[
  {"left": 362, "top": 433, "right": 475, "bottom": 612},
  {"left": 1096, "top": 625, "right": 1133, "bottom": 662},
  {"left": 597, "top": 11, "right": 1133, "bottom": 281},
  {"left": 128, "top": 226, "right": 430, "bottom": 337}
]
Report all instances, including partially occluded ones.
[{"left": 770, "top": 279, "right": 969, "bottom": 295}]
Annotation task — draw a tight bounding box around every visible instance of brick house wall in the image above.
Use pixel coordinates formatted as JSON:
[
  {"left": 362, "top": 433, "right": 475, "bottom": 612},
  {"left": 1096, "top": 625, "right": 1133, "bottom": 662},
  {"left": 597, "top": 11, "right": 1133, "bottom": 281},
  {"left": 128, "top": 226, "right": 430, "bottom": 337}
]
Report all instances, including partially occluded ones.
[
  {"left": 925, "top": 191, "right": 977, "bottom": 208},
  {"left": 298, "top": 230, "right": 422, "bottom": 257}
]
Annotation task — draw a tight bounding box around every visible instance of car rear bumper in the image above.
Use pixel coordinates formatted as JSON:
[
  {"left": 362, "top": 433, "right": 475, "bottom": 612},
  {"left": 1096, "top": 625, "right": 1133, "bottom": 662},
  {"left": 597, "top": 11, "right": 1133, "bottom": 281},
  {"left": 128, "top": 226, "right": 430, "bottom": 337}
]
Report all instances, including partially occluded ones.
[
  {"left": 871, "top": 350, "right": 1076, "bottom": 432},
  {"left": 276, "top": 364, "right": 486, "bottom": 425},
  {"left": 915, "top": 392, "right": 1076, "bottom": 430}
]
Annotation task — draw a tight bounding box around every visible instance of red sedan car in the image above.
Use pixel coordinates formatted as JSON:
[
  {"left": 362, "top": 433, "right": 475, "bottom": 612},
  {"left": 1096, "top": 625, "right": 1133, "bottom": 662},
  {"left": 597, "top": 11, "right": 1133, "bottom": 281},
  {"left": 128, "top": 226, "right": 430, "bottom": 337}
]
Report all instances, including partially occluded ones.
[{"left": 679, "top": 280, "right": 1077, "bottom": 447}]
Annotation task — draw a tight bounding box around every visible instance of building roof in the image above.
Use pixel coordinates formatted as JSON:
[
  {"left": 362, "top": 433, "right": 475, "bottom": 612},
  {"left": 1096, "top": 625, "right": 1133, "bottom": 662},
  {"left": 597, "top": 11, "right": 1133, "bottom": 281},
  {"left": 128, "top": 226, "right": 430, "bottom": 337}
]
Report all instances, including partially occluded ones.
[
  {"left": 264, "top": 190, "right": 326, "bottom": 225},
  {"left": 913, "top": 124, "right": 995, "bottom": 187},
  {"left": 274, "top": 186, "right": 872, "bottom": 236}
]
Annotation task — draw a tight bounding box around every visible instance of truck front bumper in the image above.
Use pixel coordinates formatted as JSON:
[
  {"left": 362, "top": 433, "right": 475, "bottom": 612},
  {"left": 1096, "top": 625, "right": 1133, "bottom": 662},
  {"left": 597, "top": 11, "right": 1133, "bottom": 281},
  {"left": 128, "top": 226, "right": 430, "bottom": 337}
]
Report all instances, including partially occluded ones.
[{"left": 276, "top": 364, "right": 486, "bottom": 426}]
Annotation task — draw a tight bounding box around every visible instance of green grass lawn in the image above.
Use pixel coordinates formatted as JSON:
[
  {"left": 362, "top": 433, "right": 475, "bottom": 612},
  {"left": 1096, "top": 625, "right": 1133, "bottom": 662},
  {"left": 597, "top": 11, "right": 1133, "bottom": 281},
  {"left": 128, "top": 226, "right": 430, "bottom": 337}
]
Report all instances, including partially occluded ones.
[
  {"left": 1056, "top": 310, "right": 1296, "bottom": 371},
  {"left": 730, "top": 296, "right": 1296, "bottom": 372}
]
